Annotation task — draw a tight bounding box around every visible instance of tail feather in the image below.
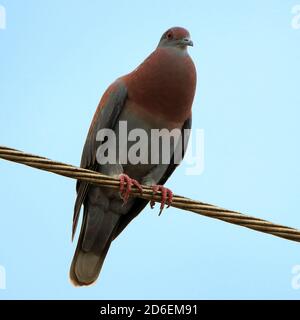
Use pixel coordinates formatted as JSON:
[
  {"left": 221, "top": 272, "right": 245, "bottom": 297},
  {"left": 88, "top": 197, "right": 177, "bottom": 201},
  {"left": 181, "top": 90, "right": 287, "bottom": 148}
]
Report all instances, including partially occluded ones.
[{"left": 70, "top": 205, "right": 120, "bottom": 286}]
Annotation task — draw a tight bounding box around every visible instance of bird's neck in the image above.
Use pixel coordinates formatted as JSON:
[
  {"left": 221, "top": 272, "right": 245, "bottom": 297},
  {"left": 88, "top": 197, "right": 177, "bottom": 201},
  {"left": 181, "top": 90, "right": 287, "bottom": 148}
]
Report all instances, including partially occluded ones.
[{"left": 157, "top": 44, "right": 189, "bottom": 56}]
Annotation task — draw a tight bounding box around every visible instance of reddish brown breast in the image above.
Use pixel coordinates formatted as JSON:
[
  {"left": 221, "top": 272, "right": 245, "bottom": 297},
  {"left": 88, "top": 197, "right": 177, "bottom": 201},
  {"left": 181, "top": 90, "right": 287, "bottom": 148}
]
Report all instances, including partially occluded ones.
[{"left": 122, "top": 47, "right": 197, "bottom": 124}]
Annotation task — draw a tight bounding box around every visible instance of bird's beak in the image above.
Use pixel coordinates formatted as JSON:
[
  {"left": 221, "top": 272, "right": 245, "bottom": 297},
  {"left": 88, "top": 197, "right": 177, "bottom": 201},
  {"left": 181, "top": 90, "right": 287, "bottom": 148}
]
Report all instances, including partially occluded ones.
[{"left": 181, "top": 38, "right": 194, "bottom": 47}]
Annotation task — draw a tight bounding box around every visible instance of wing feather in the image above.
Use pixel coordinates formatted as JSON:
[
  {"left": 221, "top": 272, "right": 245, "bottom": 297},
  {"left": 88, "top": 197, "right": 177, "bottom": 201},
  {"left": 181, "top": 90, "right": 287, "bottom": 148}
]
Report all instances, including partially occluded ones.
[{"left": 72, "top": 80, "right": 128, "bottom": 239}]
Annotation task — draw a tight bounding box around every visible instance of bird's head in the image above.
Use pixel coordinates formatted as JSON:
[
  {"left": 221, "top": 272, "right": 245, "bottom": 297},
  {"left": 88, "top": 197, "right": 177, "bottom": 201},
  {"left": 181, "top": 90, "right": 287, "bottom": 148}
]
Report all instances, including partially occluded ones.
[{"left": 158, "top": 27, "right": 193, "bottom": 51}]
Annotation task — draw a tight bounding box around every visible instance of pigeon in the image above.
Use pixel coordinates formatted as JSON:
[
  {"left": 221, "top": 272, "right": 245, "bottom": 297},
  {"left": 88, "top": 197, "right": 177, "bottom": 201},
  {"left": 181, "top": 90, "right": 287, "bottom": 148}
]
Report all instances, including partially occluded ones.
[{"left": 70, "top": 27, "right": 197, "bottom": 286}]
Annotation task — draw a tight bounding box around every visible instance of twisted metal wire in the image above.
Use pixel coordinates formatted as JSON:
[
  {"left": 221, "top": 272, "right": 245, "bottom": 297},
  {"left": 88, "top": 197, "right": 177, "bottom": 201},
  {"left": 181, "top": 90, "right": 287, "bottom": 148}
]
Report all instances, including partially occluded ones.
[{"left": 0, "top": 145, "right": 300, "bottom": 243}]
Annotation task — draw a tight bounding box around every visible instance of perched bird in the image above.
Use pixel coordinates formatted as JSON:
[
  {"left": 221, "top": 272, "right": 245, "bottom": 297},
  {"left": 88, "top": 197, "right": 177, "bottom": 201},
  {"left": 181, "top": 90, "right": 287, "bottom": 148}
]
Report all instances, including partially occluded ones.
[{"left": 70, "top": 27, "right": 197, "bottom": 286}]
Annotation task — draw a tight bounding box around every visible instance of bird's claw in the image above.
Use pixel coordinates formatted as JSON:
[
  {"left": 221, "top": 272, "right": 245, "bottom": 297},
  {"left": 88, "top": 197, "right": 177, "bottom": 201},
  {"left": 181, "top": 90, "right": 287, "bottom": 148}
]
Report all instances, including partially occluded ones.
[
  {"left": 119, "top": 174, "right": 143, "bottom": 204},
  {"left": 150, "top": 185, "right": 173, "bottom": 215}
]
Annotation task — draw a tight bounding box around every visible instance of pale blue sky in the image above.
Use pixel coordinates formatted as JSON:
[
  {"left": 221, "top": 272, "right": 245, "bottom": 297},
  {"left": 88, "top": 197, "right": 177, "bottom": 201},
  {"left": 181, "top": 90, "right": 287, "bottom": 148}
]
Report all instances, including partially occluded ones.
[{"left": 0, "top": 0, "right": 300, "bottom": 299}]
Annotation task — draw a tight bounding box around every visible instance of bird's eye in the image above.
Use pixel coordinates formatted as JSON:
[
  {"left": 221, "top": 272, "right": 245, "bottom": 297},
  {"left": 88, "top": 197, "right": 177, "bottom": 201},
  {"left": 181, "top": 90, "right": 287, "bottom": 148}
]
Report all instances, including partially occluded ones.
[{"left": 166, "top": 32, "right": 173, "bottom": 40}]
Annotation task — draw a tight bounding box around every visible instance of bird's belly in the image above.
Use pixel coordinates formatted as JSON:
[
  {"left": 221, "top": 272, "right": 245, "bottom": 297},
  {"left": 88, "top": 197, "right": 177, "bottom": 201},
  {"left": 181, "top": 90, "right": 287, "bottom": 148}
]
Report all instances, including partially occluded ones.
[{"left": 111, "top": 102, "right": 182, "bottom": 181}]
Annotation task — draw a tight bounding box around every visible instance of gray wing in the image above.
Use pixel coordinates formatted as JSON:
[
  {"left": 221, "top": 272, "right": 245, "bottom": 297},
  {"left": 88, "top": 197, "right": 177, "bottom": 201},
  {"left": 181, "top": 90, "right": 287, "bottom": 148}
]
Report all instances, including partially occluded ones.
[{"left": 72, "top": 80, "right": 128, "bottom": 239}]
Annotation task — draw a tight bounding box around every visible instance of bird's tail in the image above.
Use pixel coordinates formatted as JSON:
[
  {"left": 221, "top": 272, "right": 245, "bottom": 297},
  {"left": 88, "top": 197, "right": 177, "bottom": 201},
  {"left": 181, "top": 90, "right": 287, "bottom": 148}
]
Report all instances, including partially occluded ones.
[{"left": 70, "top": 204, "right": 120, "bottom": 286}]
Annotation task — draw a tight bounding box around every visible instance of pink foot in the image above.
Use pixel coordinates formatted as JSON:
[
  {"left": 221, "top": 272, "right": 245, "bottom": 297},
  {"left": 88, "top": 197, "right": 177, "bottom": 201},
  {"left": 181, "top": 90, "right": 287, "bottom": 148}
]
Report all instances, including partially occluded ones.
[
  {"left": 119, "top": 174, "right": 143, "bottom": 203},
  {"left": 150, "top": 185, "right": 173, "bottom": 215}
]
